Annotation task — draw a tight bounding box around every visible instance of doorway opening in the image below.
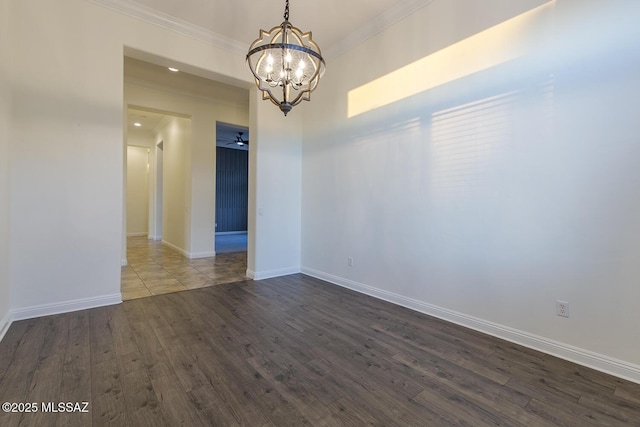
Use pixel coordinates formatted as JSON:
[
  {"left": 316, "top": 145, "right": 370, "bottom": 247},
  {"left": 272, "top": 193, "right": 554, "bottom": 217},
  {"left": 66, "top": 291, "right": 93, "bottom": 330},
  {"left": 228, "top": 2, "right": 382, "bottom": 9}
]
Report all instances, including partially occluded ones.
[
  {"left": 215, "top": 122, "right": 249, "bottom": 254},
  {"left": 121, "top": 54, "right": 251, "bottom": 300}
]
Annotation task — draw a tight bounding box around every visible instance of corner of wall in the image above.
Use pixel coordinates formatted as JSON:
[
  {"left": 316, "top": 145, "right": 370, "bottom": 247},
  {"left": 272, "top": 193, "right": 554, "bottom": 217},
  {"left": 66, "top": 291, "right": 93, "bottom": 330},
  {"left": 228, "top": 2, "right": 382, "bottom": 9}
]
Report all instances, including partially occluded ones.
[
  {"left": 0, "top": 0, "right": 13, "bottom": 343},
  {"left": 0, "top": 312, "right": 11, "bottom": 343},
  {"left": 248, "top": 266, "right": 301, "bottom": 281}
]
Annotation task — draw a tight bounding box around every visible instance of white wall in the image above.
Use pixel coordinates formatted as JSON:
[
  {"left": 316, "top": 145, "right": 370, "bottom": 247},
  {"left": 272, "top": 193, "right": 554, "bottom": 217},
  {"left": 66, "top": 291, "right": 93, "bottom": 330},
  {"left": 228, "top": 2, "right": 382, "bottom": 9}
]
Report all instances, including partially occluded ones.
[
  {"left": 126, "top": 145, "right": 149, "bottom": 236},
  {"left": 302, "top": 0, "right": 640, "bottom": 381},
  {"left": 0, "top": 0, "right": 12, "bottom": 337},
  {"left": 150, "top": 138, "right": 163, "bottom": 241},
  {"left": 8, "top": 0, "right": 250, "bottom": 318},
  {"left": 247, "top": 88, "right": 302, "bottom": 279},
  {"left": 156, "top": 116, "right": 190, "bottom": 252}
]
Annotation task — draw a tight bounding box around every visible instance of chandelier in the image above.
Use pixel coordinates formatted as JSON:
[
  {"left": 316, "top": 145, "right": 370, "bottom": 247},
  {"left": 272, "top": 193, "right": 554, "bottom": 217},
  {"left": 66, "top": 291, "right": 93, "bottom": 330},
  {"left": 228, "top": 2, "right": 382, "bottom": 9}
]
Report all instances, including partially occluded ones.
[{"left": 246, "top": 0, "right": 325, "bottom": 116}]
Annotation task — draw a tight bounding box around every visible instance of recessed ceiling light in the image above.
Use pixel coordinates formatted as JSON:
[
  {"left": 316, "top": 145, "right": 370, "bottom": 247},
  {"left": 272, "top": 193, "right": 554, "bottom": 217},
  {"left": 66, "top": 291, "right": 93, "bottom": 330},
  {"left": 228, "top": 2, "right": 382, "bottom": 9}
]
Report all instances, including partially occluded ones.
[
  {"left": 134, "top": 122, "right": 142, "bottom": 127},
  {"left": 168, "top": 67, "right": 179, "bottom": 72}
]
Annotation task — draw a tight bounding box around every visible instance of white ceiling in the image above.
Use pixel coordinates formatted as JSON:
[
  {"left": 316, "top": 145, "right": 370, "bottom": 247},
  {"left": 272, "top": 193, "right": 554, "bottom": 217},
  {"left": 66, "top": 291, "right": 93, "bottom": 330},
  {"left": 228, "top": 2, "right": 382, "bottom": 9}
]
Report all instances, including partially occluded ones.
[
  {"left": 127, "top": 107, "right": 166, "bottom": 132},
  {"left": 91, "top": 0, "right": 434, "bottom": 58}
]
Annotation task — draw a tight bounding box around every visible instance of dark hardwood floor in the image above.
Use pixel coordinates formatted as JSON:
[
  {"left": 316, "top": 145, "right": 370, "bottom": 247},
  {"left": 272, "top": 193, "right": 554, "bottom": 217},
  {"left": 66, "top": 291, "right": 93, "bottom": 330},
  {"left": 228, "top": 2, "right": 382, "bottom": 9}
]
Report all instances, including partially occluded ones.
[{"left": 1, "top": 274, "right": 639, "bottom": 426}]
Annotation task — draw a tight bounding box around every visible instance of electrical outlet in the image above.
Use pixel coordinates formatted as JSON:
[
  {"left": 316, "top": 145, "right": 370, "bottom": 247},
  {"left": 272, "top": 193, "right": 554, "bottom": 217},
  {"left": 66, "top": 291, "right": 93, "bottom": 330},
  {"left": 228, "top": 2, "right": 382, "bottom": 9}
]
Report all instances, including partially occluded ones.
[
  {"left": 556, "top": 300, "right": 570, "bottom": 318},
  {"left": 348, "top": 257, "right": 354, "bottom": 267}
]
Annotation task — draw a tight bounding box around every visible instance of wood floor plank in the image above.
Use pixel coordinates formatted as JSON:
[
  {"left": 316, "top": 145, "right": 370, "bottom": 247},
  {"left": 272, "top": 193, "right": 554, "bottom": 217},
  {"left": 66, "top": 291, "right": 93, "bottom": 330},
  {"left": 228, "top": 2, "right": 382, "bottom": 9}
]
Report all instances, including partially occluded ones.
[
  {"left": 143, "top": 295, "right": 262, "bottom": 426},
  {"left": 56, "top": 310, "right": 92, "bottom": 427},
  {"left": 392, "top": 352, "right": 531, "bottom": 408},
  {"left": 0, "top": 320, "right": 29, "bottom": 382},
  {"left": 122, "top": 299, "right": 210, "bottom": 427},
  {"left": 1, "top": 273, "right": 640, "bottom": 426},
  {"left": 311, "top": 345, "right": 440, "bottom": 425},
  {"left": 89, "top": 306, "right": 129, "bottom": 427},
  {"left": 0, "top": 319, "right": 49, "bottom": 427},
  {"left": 109, "top": 304, "right": 170, "bottom": 427},
  {"left": 246, "top": 350, "right": 338, "bottom": 424},
  {"left": 370, "top": 319, "right": 512, "bottom": 385},
  {"left": 23, "top": 315, "right": 69, "bottom": 427},
  {"left": 246, "top": 357, "right": 332, "bottom": 426},
  {"left": 393, "top": 352, "right": 556, "bottom": 426},
  {"left": 152, "top": 293, "right": 270, "bottom": 426},
  {"left": 614, "top": 382, "right": 640, "bottom": 406},
  {"left": 524, "top": 396, "right": 624, "bottom": 426},
  {"left": 325, "top": 397, "right": 387, "bottom": 427},
  {"left": 578, "top": 391, "right": 640, "bottom": 425},
  {"left": 305, "top": 357, "right": 416, "bottom": 426}
]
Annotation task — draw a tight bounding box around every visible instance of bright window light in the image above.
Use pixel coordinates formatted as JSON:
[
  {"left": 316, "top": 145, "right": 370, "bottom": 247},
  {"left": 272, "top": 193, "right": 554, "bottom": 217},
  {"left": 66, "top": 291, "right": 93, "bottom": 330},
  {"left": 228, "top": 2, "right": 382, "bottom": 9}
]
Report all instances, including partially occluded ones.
[{"left": 347, "top": 1, "right": 554, "bottom": 118}]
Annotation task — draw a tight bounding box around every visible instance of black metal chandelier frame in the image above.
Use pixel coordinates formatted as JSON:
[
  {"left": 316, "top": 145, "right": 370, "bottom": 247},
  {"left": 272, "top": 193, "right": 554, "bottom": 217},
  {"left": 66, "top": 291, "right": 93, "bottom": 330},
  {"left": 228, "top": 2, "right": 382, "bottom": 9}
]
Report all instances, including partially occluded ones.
[{"left": 246, "top": 0, "right": 325, "bottom": 116}]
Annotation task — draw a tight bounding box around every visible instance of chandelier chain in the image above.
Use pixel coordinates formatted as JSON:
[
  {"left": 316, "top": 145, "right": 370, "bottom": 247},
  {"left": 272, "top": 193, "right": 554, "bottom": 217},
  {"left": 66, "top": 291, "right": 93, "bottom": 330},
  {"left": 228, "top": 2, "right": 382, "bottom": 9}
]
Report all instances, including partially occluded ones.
[{"left": 284, "top": 0, "right": 289, "bottom": 21}]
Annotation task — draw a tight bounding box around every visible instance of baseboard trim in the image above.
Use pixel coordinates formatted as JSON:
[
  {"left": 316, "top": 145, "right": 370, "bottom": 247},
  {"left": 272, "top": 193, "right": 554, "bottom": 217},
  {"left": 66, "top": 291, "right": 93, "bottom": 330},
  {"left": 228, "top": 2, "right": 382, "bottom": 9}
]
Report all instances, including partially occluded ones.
[
  {"left": 247, "top": 266, "right": 300, "bottom": 281},
  {"left": 301, "top": 267, "right": 640, "bottom": 385},
  {"left": 161, "top": 240, "right": 214, "bottom": 259},
  {"left": 190, "top": 251, "right": 216, "bottom": 259},
  {"left": 0, "top": 311, "right": 11, "bottom": 343},
  {"left": 162, "top": 240, "right": 189, "bottom": 257},
  {"left": 11, "top": 293, "right": 122, "bottom": 322},
  {"left": 148, "top": 234, "right": 162, "bottom": 241},
  {"left": 121, "top": 258, "right": 128, "bottom": 267}
]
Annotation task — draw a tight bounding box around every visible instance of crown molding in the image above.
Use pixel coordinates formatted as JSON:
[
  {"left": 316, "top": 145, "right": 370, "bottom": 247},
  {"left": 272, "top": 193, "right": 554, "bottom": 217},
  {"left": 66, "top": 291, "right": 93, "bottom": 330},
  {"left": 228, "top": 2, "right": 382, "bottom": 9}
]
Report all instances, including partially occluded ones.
[
  {"left": 88, "top": 0, "right": 434, "bottom": 61},
  {"left": 323, "top": 0, "right": 435, "bottom": 59},
  {"left": 86, "top": 0, "right": 247, "bottom": 55}
]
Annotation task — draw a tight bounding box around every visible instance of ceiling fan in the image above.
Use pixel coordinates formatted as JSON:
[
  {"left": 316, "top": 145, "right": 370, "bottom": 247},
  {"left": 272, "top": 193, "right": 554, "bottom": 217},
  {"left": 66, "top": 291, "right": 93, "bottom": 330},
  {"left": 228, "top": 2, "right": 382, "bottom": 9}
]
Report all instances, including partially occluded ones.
[{"left": 226, "top": 132, "right": 249, "bottom": 146}]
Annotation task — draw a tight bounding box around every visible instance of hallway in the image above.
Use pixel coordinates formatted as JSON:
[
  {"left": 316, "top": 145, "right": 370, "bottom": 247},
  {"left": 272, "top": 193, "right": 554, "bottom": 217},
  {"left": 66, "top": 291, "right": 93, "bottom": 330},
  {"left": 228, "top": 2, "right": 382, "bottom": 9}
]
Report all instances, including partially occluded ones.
[{"left": 121, "top": 237, "right": 248, "bottom": 300}]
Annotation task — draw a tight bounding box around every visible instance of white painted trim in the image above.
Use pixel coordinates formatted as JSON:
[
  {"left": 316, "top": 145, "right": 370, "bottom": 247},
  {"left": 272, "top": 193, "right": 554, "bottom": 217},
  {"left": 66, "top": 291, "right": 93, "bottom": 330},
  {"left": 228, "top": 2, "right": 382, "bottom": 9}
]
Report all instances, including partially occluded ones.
[
  {"left": 0, "top": 311, "right": 11, "bottom": 343},
  {"left": 323, "top": 0, "right": 435, "bottom": 59},
  {"left": 161, "top": 240, "right": 215, "bottom": 259},
  {"left": 148, "top": 234, "right": 162, "bottom": 241},
  {"left": 161, "top": 240, "right": 189, "bottom": 257},
  {"left": 302, "top": 267, "right": 640, "bottom": 385},
  {"left": 127, "top": 232, "right": 147, "bottom": 237},
  {"left": 11, "top": 294, "right": 122, "bottom": 322},
  {"left": 121, "top": 258, "right": 128, "bottom": 267},
  {"left": 190, "top": 251, "right": 216, "bottom": 259},
  {"left": 86, "top": 0, "right": 246, "bottom": 54},
  {"left": 248, "top": 266, "right": 301, "bottom": 281}
]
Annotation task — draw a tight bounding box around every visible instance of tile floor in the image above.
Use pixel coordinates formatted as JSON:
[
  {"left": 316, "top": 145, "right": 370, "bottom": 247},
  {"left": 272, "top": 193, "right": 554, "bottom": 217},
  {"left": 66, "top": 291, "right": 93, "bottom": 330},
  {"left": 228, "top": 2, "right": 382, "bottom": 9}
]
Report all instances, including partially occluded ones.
[{"left": 121, "top": 236, "right": 249, "bottom": 300}]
